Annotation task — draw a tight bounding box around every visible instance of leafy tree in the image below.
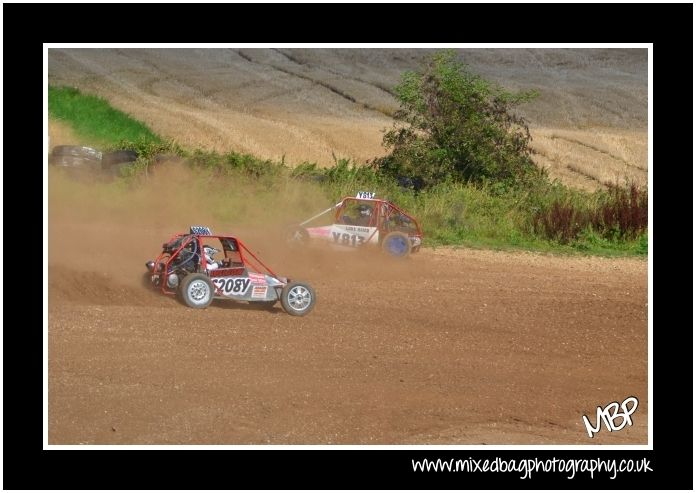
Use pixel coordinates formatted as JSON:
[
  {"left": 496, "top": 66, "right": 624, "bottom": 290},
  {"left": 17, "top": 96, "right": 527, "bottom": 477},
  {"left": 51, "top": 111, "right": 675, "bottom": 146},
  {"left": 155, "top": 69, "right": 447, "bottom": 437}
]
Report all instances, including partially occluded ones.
[{"left": 375, "top": 50, "right": 544, "bottom": 189}]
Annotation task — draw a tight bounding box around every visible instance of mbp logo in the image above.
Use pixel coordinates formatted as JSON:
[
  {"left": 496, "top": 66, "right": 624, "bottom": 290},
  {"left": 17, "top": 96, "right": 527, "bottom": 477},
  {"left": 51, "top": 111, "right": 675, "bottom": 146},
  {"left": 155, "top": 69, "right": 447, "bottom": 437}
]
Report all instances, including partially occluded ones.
[{"left": 582, "top": 396, "right": 639, "bottom": 438}]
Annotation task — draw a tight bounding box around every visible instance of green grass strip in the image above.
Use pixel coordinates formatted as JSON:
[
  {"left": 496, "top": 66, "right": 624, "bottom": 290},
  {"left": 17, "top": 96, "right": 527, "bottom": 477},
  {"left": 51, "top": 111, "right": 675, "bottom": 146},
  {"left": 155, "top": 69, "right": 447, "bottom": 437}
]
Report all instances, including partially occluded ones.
[{"left": 49, "top": 86, "right": 161, "bottom": 146}]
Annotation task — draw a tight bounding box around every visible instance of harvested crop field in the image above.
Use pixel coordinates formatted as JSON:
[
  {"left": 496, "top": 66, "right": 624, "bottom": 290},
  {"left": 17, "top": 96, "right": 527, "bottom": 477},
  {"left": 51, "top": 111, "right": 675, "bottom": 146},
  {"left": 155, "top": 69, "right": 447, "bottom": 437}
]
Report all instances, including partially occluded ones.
[{"left": 48, "top": 48, "right": 648, "bottom": 190}]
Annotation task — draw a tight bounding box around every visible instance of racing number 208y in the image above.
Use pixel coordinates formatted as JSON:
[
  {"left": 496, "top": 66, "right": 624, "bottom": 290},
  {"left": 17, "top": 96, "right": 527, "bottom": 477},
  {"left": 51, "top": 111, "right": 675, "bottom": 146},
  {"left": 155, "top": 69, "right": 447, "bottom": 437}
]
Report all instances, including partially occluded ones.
[{"left": 213, "top": 277, "right": 251, "bottom": 295}]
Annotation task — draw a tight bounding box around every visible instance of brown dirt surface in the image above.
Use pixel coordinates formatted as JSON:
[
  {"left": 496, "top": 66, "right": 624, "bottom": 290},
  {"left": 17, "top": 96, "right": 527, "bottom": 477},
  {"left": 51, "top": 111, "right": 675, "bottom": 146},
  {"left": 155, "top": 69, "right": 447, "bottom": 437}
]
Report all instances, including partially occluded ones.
[
  {"left": 48, "top": 170, "right": 648, "bottom": 445},
  {"left": 48, "top": 48, "right": 647, "bottom": 190}
]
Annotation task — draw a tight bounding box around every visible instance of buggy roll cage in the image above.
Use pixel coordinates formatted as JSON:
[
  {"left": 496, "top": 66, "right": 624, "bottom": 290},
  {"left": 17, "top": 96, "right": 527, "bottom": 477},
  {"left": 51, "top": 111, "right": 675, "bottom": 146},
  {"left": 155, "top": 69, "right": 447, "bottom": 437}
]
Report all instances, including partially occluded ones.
[{"left": 153, "top": 233, "right": 280, "bottom": 294}]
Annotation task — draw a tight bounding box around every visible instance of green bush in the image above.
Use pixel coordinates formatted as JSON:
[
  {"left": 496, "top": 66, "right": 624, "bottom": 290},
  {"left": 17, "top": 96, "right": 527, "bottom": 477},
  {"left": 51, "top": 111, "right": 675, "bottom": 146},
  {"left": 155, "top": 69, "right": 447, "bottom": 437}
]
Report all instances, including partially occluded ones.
[{"left": 374, "top": 50, "right": 543, "bottom": 189}]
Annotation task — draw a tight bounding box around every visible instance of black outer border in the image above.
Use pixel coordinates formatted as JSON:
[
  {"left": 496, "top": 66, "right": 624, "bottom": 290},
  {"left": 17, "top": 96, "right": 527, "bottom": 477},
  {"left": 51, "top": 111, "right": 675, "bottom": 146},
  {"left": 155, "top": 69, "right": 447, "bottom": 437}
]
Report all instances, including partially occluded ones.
[{"left": 6, "top": 2, "right": 691, "bottom": 490}]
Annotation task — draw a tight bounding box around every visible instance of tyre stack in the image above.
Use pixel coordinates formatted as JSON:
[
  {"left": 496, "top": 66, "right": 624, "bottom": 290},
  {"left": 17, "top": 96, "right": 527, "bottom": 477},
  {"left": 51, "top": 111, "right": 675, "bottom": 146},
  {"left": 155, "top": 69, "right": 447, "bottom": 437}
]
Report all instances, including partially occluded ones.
[
  {"left": 49, "top": 145, "right": 103, "bottom": 179},
  {"left": 48, "top": 146, "right": 139, "bottom": 180},
  {"left": 101, "top": 150, "right": 139, "bottom": 177}
]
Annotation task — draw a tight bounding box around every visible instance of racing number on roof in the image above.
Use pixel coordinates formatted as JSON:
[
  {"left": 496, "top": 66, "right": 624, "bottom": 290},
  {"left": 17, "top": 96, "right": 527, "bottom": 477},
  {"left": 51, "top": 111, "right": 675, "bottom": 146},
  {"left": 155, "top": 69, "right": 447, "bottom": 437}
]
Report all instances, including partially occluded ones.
[{"left": 212, "top": 277, "right": 251, "bottom": 296}]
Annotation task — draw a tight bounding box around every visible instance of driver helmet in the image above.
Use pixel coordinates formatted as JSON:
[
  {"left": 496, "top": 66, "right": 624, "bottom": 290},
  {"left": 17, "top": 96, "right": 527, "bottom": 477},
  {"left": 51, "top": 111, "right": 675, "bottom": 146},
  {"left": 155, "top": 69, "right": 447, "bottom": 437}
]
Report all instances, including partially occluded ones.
[
  {"left": 358, "top": 204, "right": 372, "bottom": 217},
  {"left": 203, "top": 244, "right": 220, "bottom": 261}
]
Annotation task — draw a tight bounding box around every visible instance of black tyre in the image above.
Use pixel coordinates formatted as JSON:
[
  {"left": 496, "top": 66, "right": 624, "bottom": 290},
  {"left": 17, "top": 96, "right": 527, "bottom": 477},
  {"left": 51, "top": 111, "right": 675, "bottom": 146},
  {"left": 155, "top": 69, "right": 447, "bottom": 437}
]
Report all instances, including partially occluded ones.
[
  {"left": 51, "top": 145, "right": 102, "bottom": 160},
  {"left": 49, "top": 146, "right": 102, "bottom": 172},
  {"left": 381, "top": 231, "right": 411, "bottom": 258},
  {"left": 102, "top": 150, "right": 138, "bottom": 169},
  {"left": 49, "top": 155, "right": 102, "bottom": 169},
  {"left": 178, "top": 273, "right": 215, "bottom": 309},
  {"left": 280, "top": 282, "right": 315, "bottom": 316}
]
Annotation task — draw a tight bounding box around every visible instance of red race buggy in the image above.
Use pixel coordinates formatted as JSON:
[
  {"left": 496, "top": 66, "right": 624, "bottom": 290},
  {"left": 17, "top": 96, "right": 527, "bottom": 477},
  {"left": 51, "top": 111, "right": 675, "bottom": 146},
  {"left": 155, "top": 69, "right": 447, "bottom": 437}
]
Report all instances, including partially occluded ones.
[{"left": 145, "top": 226, "right": 316, "bottom": 316}]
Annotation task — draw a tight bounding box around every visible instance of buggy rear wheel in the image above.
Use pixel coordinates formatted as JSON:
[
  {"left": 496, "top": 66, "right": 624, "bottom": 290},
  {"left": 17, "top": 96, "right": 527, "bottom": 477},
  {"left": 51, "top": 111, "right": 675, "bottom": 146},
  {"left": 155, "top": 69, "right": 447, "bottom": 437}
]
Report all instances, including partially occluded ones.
[{"left": 179, "top": 273, "right": 214, "bottom": 309}]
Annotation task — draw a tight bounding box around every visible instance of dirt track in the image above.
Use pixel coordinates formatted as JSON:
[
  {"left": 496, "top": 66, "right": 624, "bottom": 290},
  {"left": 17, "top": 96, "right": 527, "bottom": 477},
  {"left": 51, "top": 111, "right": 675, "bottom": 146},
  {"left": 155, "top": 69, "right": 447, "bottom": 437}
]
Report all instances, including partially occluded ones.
[{"left": 48, "top": 220, "right": 648, "bottom": 445}]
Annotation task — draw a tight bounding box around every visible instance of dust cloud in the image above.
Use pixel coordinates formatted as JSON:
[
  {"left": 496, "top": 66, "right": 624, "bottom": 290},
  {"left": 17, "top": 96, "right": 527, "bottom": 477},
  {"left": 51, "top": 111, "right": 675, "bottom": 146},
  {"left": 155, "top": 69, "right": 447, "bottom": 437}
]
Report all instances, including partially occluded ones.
[{"left": 48, "top": 163, "right": 423, "bottom": 305}]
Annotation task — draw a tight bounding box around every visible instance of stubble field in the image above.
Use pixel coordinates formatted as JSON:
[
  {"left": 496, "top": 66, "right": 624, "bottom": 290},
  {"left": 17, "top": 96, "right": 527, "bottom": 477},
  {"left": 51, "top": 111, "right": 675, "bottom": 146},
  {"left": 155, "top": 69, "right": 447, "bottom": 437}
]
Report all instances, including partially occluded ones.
[{"left": 48, "top": 48, "right": 648, "bottom": 190}]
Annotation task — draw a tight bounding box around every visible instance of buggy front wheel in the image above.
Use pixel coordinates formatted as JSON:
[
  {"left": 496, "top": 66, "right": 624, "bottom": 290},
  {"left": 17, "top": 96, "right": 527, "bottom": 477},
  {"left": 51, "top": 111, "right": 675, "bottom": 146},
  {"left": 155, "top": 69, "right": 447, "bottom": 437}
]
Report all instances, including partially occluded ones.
[
  {"left": 381, "top": 231, "right": 411, "bottom": 258},
  {"left": 280, "top": 282, "right": 316, "bottom": 316}
]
